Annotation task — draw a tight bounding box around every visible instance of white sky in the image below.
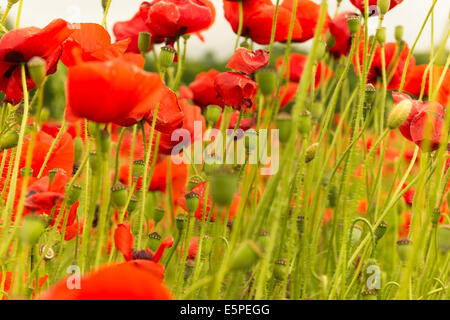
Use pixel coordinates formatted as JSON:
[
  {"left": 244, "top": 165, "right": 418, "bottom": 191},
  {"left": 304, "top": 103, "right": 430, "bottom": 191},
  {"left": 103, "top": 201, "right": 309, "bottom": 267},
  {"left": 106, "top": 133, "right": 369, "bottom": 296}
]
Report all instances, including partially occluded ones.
[{"left": 4, "top": 0, "right": 450, "bottom": 59}]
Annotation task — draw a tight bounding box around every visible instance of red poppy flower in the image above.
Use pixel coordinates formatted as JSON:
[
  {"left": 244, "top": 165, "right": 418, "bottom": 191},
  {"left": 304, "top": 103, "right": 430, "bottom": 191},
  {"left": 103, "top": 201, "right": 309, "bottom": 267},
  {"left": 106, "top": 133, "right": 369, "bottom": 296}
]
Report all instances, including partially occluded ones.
[
  {"left": 0, "top": 272, "right": 48, "bottom": 300},
  {"left": 214, "top": 71, "right": 258, "bottom": 110},
  {"left": 66, "top": 55, "right": 164, "bottom": 126},
  {"left": 354, "top": 41, "right": 415, "bottom": 91},
  {"left": 328, "top": 11, "right": 357, "bottom": 58},
  {"left": 38, "top": 260, "right": 172, "bottom": 300},
  {"left": 0, "top": 19, "right": 73, "bottom": 105},
  {"left": 61, "top": 23, "right": 130, "bottom": 67},
  {"left": 226, "top": 48, "right": 269, "bottom": 75},
  {"left": 277, "top": 81, "right": 298, "bottom": 109},
  {"left": 143, "top": 0, "right": 215, "bottom": 39},
  {"left": 392, "top": 92, "right": 425, "bottom": 141},
  {"left": 276, "top": 53, "right": 334, "bottom": 86},
  {"left": 402, "top": 183, "right": 414, "bottom": 206},
  {"left": 146, "top": 86, "right": 184, "bottom": 134},
  {"left": 149, "top": 156, "right": 188, "bottom": 202},
  {"left": 223, "top": 0, "right": 303, "bottom": 45},
  {"left": 281, "top": 0, "right": 331, "bottom": 42},
  {"left": 350, "top": 0, "right": 403, "bottom": 13},
  {"left": 189, "top": 69, "right": 224, "bottom": 108},
  {"left": 404, "top": 65, "right": 450, "bottom": 108}
]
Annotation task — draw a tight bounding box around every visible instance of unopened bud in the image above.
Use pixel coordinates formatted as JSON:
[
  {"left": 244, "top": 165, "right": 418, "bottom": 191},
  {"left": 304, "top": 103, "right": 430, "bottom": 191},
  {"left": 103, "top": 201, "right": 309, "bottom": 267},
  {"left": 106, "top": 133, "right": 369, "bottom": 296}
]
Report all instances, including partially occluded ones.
[
  {"left": 255, "top": 67, "right": 277, "bottom": 96},
  {"left": 74, "top": 136, "right": 84, "bottom": 164},
  {"left": 21, "top": 215, "right": 45, "bottom": 246},
  {"left": 205, "top": 105, "right": 222, "bottom": 125},
  {"left": 138, "top": 31, "right": 152, "bottom": 54},
  {"left": 305, "top": 143, "right": 319, "bottom": 163},
  {"left": 375, "top": 220, "right": 388, "bottom": 241},
  {"left": 395, "top": 25, "right": 404, "bottom": 42},
  {"left": 0, "top": 130, "right": 18, "bottom": 151},
  {"left": 376, "top": 27, "right": 386, "bottom": 44},
  {"left": 378, "top": 0, "right": 391, "bottom": 15},
  {"left": 387, "top": 99, "right": 412, "bottom": 129},
  {"left": 27, "top": 56, "right": 46, "bottom": 87},
  {"left": 230, "top": 240, "right": 263, "bottom": 271},
  {"left": 350, "top": 225, "right": 363, "bottom": 246}
]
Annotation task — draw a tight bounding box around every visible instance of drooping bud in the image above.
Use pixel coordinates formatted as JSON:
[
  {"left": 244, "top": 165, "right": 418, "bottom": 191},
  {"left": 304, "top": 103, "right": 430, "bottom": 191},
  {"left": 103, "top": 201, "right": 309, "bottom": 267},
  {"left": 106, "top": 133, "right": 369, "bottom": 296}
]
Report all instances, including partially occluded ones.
[
  {"left": 159, "top": 45, "right": 176, "bottom": 69},
  {"left": 176, "top": 213, "right": 186, "bottom": 231},
  {"left": 350, "top": 225, "right": 363, "bottom": 246},
  {"left": 132, "top": 160, "right": 145, "bottom": 178},
  {"left": 395, "top": 25, "right": 404, "bottom": 42},
  {"left": 205, "top": 105, "right": 222, "bottom": 125},
  {"left": 378, "top": 0, "right": 391, "bottom": 15},
  {"left": 27, "top": 56, "right": 47, "bottom": 87},
  {"left": 276, "top": 113, "right": 292, "bottom": 143},
  {"left": 397, "top": 238, "right": 412, "bottom": 263},
  {"left": 211, "top": 168, "right": 237, "bottom": 207},
  {"left": 185, "top": 191, "right": 200, "bottom": 214},
  {"left": 230, "top": 240, "right": 263, "bottom": 271},
  {"left": 273, "top": 258, "right": 287, "bottom": 281},
  {"left": 305, "top": 143, "right": 319, "bottom": 163},
  {"left": 374, "top": 220, "right": 388, "bottom": 241},
  {"left": 387, "top": 99, "right": 412, "bottom": 129},
  {"left": 67, "top": 183, "right": 82, "bottom": 206},
  {"left": 255, "top": 67, "right": 277, "bottom": 96},
  {"left": 437, "top": 224, "right": 450, "bottom": 254},
  {"left": 0, "top": 130, "right": 18, "bottom": 151},
  {"left": 347, "top": 15, "right": 361, "bottom": 35},
  {"left": 138, "top": 31, "right": 152, "bottom": 54},
  {"left": 21, "top": 215, "right": 45, "bottom": 246},
  {"left": 376, "top": 27, "right": 386, "bottom": 44},
  {"left": 111, "top": 183, "right": 128, "bottom": 208}
]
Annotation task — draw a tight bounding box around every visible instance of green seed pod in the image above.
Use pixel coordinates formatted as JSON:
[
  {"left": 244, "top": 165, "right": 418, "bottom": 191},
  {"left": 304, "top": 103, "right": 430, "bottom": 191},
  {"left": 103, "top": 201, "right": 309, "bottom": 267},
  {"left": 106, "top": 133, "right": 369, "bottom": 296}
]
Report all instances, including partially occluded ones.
[
  {"left": 276, "top": 113, "right": 292, "bottom": 144},
  {"left": 67, "top": 183, "right": 82, "bottom": 206},
  {"left": 211, "top": 168, "right": 237, "bottom": 207},
  {"left": 176, "top": 213, "right": 186, "bottom": 231},
  {"left": 0, "top": 130, "right": 19, "bottom": 151},
  {"left": 397, "top": 238, "right": 412, "bottom": 263},
  {"left": 255, "top": 67, "right": 277, "bottom": 96},
  {"left": 185, "top": 191, "right": 200, "bottom": 214},
  {"left": 273, "top": 258, "right": 287, "bottom": 281},
  {"left": 127, "top": 195, "right": 138, "bottom": 213},
  {"left": 361, "top": 289, "right": 378, "bottom": 300},
  {"left": 378, "top": 0, "right": 391, "bottom": 15},
  {"left": 73, "top": 136, "right": 84, "bottom": 164},
  {"left": 187, "top": 175, "right": 204, "bottom": 191},
  {"left": 376, "top": 27, "right": 386, "bottom": 44},
  {"left": 148, "top": 232, "right": 162, "bottom": 251},
  {"left": 27, "top": 56, "right": 46, "bottom": 87},
  {"left": 437, "top": 224, "right": 450, "bottom": 254},
  {"left": 138, "top": 31, "right": 152, "bottom": 54},
  {"left": 21, "top": 215, "right": 45, "bottom": 246},
  {"left": 159, "top": 45, "right": 176, "bottom": 69},
  {"left": 395, "top": 25, "right": 404, "bottom": 42},
  {"left": 374, "top": 220, "right": 388, "bottom": 241},
  {"left": 111, "top": 183, "right": 128, "bottom": 208},
  {"left": 205, "top": 105, "right": 222, "bottom": 125},
  {"left": 310, "top": 102, "right": 324, "bottom": 120},
  {"left": 258, "top": 229, "right": 270, "bottom": 252},
  {"left": 298, "top": 110, "right": 312, "bottom": 136},
  {"left": 387, "top": 99, "right": 412, "bottom": 129},
  {"left": 230, "top": 240, "right": 263, "bottom": 271},
  {"left": 132, "top": 160, "right": 146, "bottom": 178},
  {"left": 347, "top": 15, "right": 361, "bottom": 35},
  {"left": 365, "top": 83, "right": 376, "bottom": 106},
  {"left": 153, "top": 206, "right": 165, "bottom": 224},
  {"left": 201, "top": 235, "right": 213, "bottom": 259},
  {"left": 305, "top": 143, "right": 319, "bottom": 163},
  {"left": 328, "top": 185, "right": 338, "bottom": 208},
  {"left": 184, "top": 259, "right": 195, "bottom": 281},
  {"left": 89, "top": 151, "right": 100, "bottom": 172},
  {"left": 350, "top": 225, "right": 363, "bottom": 246}
]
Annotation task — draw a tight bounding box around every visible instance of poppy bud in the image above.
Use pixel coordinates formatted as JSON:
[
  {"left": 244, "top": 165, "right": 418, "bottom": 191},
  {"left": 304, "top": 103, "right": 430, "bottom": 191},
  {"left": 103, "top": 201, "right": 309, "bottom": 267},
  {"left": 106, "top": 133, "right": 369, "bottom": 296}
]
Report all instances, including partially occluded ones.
[
  {"left": 201, "top": 235, "right": 213, "bottom": 259},
  {"left": 378, "top": 0, "right": 391, "bottom": 15},
  {"left": 328, "top": 185, "right": 338, "bottom": 208},
  {"left": 255, "top": 67, "right": 277, "bottom": 96},
  {"left": 20, "top": 167, "right": 33, "bottom": 177},
  {"left": 361, "top": 289, "right": 378, "bottom": 300},
  {"left": 39, "top": 244, "right": 55, "bottom": 261},
  {"left": 185, "top": 191, "right": 200, "bottom": 214},
  {"left": 276, "top": 113, "right": 292, "bottom": 143},
  {"left": 365, "top": 84, "right": 376, "bottom": 106},
  {"left": 387, "top": 99, "right": 412, "bottom": 129},
  {"left": 111, "top": 183, "right": 128, "bottom": 208},
  {"left": 273, "top": 258, "right": 287, "bottom": 281},
  {"left": 0, "top": 130, "right": 18, "bottom": 151},
  {"left": 205, "top": 105, "right": 222, "bottom": 125},
  {"left": 27, "top": 56, "right": 46, "bottom": 87},
  {"left": 73, "top": 136, "right": 84, "bottom": 164},
  {"left": 431, "top": 208, "right": 441, "bottom": 227},
  {"left": 132, "top": 160, "right": 146, "bottom": 178},
  {"left": 374, "top": 220, "right": 388, "bottom": 241},
  {"left": 211, "top": 168, "right": 237, "bottom": 206},
  {"left": 298, "top": 110, "right": 311, "bottom": 136},
  {"left": 67, "top": 183, "right": 82, "bottom": 206},
  {"left": 153, "top": 206, "right": 165, "bottom": 224},
  {"left": 127, "top": 195, "right": 138, "bottom": 213},
  {"left": 305, "top": 143, "right": 319, "bottom": 163},
  {"left": 395, "top": 25, "right": 404, "bottom": 42},
  {"left": 138, "top": 31, "right": 152, "bottom": 54},
  {"left": 240, "top": 41, "right": 251, "bottom": 50},
  {"left": 230, "top": 240, "right": 263, "bottom": 271},
  {"left": 176, "top": 213, "right": 186, "bottom": 231},
  {"left": 101, "top": 0, "right": 108, "bottom": 10},
  {"left": 376, "top": 27, "right": 386, "bottom": 44},
  {"left": 437, "top": 224, "right": 450, "bottom": 254},
  {"left": 148, "top": 232, "right": 162, "bottom": 251},
  {"left": 350, "top": 225, "right": 363, "bottom": 246},
  {"left": 297, "top": 216, "right": 305, "bottom": 236},
  {"left": 397, "top": 238, "right": 412, "bottom": 263},
  {"left": 21, "top": 215, "right": 45, "bottom": 246},
  {"left": 160, "top": 45, "right": 176, "bottom": 69},
  {"left": 347, "top": 16, "right": 361, "bottom": 35},
  {"left": 315, "top": 41, "right": 327, "bottom": 61},
  {"left": 187, "top": 175, "right": 204, "bottom": 191}
]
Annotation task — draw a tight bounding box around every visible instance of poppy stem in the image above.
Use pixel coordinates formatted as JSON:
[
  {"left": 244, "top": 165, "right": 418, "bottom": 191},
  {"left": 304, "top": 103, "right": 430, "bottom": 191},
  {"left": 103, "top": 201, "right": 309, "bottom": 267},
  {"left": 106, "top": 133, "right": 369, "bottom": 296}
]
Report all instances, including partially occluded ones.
[
  {"left": 14, "top": 0, "right": 23, "bottom": 29},
  {"left": 268, "top": 0, "right": 280, "bottom": 58},
  {"left": 234, "top": 1, "right": 244, "bottom": 50},
  {"left": 0, "top": 3, "right": 13, "bottom": 26},
  {"left": 102, "top": 0, "right": 112, "bottom": 29}
]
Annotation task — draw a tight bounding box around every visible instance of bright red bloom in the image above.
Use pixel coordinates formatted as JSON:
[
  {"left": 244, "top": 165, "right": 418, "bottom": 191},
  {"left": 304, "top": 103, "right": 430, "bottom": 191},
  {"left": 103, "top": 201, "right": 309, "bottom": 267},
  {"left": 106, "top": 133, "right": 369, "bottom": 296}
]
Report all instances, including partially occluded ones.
[
  {"left": 146, "top": 86, "right": 184, "bottom": 134},
  {"left": 276, "top": 53, "right": 334, "bottom": 86},
  {"left": 392, "top": 92, "right": 425, "bottom": 141},
  {"left": 143, "top": 0, "right": 215, "bottom": 38},
  {"left": 38, "top": 260, "right": 172, "bottom": 300},
  {"left": 355, "top": 41, "right": 415, "bottom": 91},
  {"left": 66, "top": 55, "right": 164, "bottom": 126},
  {"left": 277, "top": 81, "right": 298, "bottom": 109},
  {"left": 61, "top": 23, "right": 130, "bottom": 67},
  {"left": 402, "top": 184, "right": 414, "bottom": 206},
  {"left": 281, "top": 0, "right": 331, "bottom": 42},
  {"left": 149, "top": 156, "right": 188, "bottom": 202},
  {"left": 189, "top": 69, "right": 224, "bottom": 108},
  {"left": 0, "top": 19, "right": 73, "bottom": 105},
  {"left": 226, "top": 48, "right": 269, "bottom": 75},
  {"left": 328, "top": 11, "right": 357, "bottom": 58},
  {"left": 0, "top": 272, "right": 48, "bottom": 299},
  {"left": 404, "top": 65, "right": 450, "bottom": 108},
  {"left": 350, "top": 0, "right": 403, "bottom": 13},
  {"left": 223, "top": 0, "right": 303, "bottom": 45},
  {"left": 214, "top": 71, "right": 258, "bottom": 110}
]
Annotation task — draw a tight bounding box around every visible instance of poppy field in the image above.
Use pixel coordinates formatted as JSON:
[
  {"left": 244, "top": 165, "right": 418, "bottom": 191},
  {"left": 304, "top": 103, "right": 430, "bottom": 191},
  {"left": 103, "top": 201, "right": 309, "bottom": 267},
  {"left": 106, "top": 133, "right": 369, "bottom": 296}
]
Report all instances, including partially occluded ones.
[{"left": 0, "top": 0, "right": 449, "bottom": 301}]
